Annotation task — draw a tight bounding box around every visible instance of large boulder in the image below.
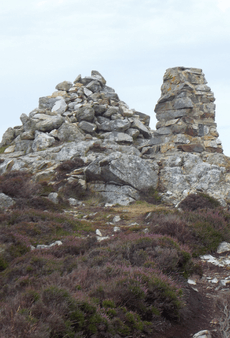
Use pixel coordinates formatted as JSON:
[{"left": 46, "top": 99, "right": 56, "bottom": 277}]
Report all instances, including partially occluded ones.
[
  {"left": 89, "top": 183, "right": 140, "bottom": 206},
  {"left": 85, "top": 152, "right": 159, "bottom": 191},
  {"left": 0, "top": 127, "right": 15, "bottom": 147},
  {"left": 55, "top": 81, "right": 73, "bottom": 91},
  {"left": 32, "top": 131, "right": 55, "bottom": 152},
  {"left": 57, "top": 122, "right": 85, "bottom": 142},
  {"left": 51, "top": 97, "right": 67, "bottom": 114},
  {"left": 0, "top": 193, "right": 15, "bottom": 210},
  {"left": 35, "top": 115, "right": 64, "bottom": 132}
]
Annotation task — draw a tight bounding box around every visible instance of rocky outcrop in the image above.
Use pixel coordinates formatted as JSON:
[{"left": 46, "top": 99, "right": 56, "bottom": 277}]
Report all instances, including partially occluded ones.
[{"left": 0, "top": 68, "right": 230, "bottom": 207}]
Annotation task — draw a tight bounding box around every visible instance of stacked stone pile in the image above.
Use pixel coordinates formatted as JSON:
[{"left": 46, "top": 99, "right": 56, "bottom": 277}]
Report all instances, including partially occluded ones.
[
  {"left": 1, "top": 67, "right": 230, "bottom": 207},
  {"left": 0, "top": 70, "right": 152, "bottom": 155},
  {"left": 140, "top": 67, "right": 223, "bottom": 157}
]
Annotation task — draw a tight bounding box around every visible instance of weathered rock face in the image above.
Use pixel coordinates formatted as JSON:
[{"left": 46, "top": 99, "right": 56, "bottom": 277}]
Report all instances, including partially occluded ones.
[{"left": 0, "top": 67, "right": 230, "bottom": 207}]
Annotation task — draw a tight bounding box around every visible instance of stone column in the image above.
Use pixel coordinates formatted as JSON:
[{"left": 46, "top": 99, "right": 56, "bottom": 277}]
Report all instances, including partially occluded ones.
[{"left": 153, "top": 67, "right": 223, "bottom": 154}]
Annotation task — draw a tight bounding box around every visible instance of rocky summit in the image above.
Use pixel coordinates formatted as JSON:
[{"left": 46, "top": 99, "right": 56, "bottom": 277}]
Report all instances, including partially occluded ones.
[{"left": 0, "top": 67, "right": 230, "bottom": 207}]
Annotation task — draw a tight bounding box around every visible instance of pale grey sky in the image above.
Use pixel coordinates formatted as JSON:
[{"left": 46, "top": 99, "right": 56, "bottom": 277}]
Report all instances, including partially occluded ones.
[{"left": 1, "top": 0, "right": 230, "bottom": 155}]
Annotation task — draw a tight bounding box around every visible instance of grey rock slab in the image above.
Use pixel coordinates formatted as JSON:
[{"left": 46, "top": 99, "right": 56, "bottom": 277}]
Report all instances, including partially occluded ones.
[
  {"left": 86, "top": 80, "right": 102, "bottom": 93},
  {"left": 102, "top": 132, "right": 133, "bottom": 144},
  {"left": 14, "top": 136, "right": 33, "bottom": 154},
  {"left": 57, "top": 122, "right": 85, "bottom": 142},
  {"left": 156, "top": 109, "right": 191, "bottom": 121},
  {"left": 39, "top": 96, "right": 58, "bottom": 110},
  {"left": 76, "top": 105, "right": 95, "bottom": 122},
  {"left": 83, "top": 87, "right": 93, "bottom": 97},
  {"left": 91, "top": 70, "right": 106, "bottom": 85},
  {"left": 85, "top": 152, "right": 158, "bottom": 191},
  {"left": 100, "top": 142, "right": 141, "bottom": 156},
  {"left": 0, "top": 127, "right": 15, "bottom": 146},
  {"left": 51, "top": 97, "right": 67, "bottom": 114},
  {"left": 56, "top": 140, "right": 95, "bottom": 161},
  {"left": 20, "top": 113, "right": 36, "bottom": 132},
  {"left": 94, "top": 104, "right": 108, "bottom": 115},
  {"left": 111, "top": 119, "right": 131, "bottom": 132},
  {"left": 21, "top": 130, "right": 35, "bottom": 140},
  {"left": 35, "top": 115, "right": 64, "bottom": 132},
  {"left": 103, "top": 106, "right": 119, "bottom": 117},
  {"left": 126, "top": 128, "right": 140, "bottom": 138},
  {"left": 55, "top": 81, "right": 73, "bottom": 91},
  {"left": 133, "top": 111, "right": 150, "bottom": 126},
  {"left": 32, "top": 131, "right": 55, "bottom": 152},
  {"left": 48, "top": 192, "right": 59, "bottom": 204},
  {"left": 131, "top": 118, "right": 151, "bottom": 138},
  {"left": 102, "top": 85, "right": 115, "bottom": 93},
  {"left": 174, "top": 97, "right": 194, "bottom": 109},
  {"left": 4, "top": 145, "right": 15, "bottom": 153},
  {"left": 79, "top": 121, "right": 97, "bottom": 134},
  {"left": 155, "top": 127, "right": 172, "bottom": 135},
  {"left": 89, "top": 183, "right": 140, "bottom": 206},
  {"left": 0, "top": 193, "right": 15, "bottom": 210},
  {"left": 195, "top": 84, "right": 211, "bottom": 92}
]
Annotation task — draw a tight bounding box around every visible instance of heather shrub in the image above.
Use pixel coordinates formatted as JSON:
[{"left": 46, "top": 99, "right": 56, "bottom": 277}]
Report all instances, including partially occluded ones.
[
  {"left": 149, "top": 213, "right": 193, "bottom": 245},
  {"left": 90, "top": 265, "right": 183, "bottom": 321},
  {"left": 60, "top": 180, "right": 91, "bottom": 200},
  {"left": 83, "top": 233, "right": 194, "bottom": 279},
  {"left": 139, "top": 186, "right": 162, "bottom": 205},
  {"left": 14, "top": 196, "right": 65, "bottom": 211},
  {"left": 0, "top": 171, "right": 40, "bottom": 199},
  {"left": 184, "top": 209, "right": 230, "bottom": 256},
  {"left": 178, "top": 192, "right": 220, "bottom": 211},
  {"left": 148, "top": 208, "right": 230, "bottom": 257},
  {"left": 56, "top": 158, "right": 85, "bottom": 181}
]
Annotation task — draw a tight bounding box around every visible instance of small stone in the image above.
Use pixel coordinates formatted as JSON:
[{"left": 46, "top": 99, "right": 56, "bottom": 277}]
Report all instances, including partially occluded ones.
[
  {"left": 4, "top": 145, "right": 15, "bottom": 153},
  {"left": 217, "top": 242, "right": 230, "bottom": 254},
  {"left": 55, "top": 81, "right": 73, "bottom": 91},
  {"left": 51, "top": 97, "right": 67, "bottom": 114},
  {"left": 97, "top": 236, "right": 110, "bottom": 242},
  {"left": 174, "top": 97, "right": 193, "bottom": 109},
  {"left": 113, "top": 226, "right": 120, "bottom": 232},
  {"left": 83, "top": 87, "right": 93, "bottom": 96},
  {"left": 192, "top": 330, "right": 211, "bottom": 338},
  {"left": 48, "top": 192, "right": 59, "bottom": 204},
  {"left": 96, "top": 229, "right": 102, "bottom": 237},
  {"left": 188, "top": 279, "right": 197, "bottom": 285},
  {"left": 113, "top": 215, "right": 121, "bottom": 223},
  {"left": 210, "top": 277, "right": 218, "bottom": 284},
  {"left": 177, "top": 144, "right": 204, "bottom": 153},
  {"left": 79, "top": 121, "right": 97, "bottom": 134},
  {"left": 0, "top": 193, "right": 15, "bottom": 210}
]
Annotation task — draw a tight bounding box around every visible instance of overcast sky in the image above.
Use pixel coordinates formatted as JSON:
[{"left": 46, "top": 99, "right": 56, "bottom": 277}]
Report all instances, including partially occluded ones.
[{"left": 1, "top": 0, "right": 230, "bottom": 155}]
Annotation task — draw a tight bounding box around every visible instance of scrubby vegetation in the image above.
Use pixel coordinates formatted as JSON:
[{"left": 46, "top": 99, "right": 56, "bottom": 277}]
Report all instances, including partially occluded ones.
[{"left": 0, "top": 169, "right": 230, "bottom": 337}]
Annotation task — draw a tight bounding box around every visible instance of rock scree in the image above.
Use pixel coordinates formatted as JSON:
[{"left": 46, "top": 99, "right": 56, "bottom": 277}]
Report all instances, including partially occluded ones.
[{"left": 0, "top": 67, "right": 230, "bottom": 207}]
